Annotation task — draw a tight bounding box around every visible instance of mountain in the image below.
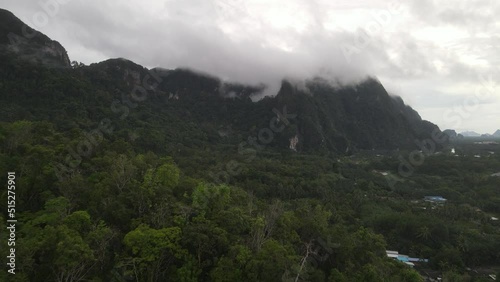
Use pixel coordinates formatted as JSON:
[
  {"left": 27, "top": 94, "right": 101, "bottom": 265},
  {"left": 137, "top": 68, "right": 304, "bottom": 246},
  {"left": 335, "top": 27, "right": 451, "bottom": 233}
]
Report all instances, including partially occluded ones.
[
  {"left": 0, "top": 8, "right": 70, "bottom": 67},
  {"left": 0, "top": 8, "right": 444, "bottom": 154},
  {"left": 270, "top": 78, "right": 443, "bottom": 152},
  {"left": 443, "top": 129, "right": 457, "bottom": 139},
  {"left": 460, "top": 131, "right": 481, "bottom": 137},
  {"left": 493, "top": 130, "right": 500, "bottom": 137}
]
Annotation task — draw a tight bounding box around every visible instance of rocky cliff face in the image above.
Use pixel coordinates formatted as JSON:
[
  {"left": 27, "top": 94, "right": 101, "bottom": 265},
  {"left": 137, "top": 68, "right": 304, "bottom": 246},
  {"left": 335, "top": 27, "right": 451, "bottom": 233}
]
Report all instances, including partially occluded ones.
[
  {"left": 42, "top": 40, "right": 71, "bottom": 67},
  {"left": 0, "top": 8, "right": 70, "bottom": 68},
  {"left": 262, "top": 78, "right": 444, "bottom": 152}
]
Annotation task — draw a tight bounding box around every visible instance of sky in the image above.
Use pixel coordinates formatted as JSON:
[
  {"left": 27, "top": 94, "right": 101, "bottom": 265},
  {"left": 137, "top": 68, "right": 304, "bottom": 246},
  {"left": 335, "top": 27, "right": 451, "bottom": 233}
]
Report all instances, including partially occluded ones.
[{"left": 2, "top": 0, "right": 499, "bottom": 134}]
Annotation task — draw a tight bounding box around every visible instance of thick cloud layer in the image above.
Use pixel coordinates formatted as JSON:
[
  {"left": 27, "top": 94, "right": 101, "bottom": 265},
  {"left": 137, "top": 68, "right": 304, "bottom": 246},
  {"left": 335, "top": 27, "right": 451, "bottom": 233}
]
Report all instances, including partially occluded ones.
[{"left": 2, "top": 0, "right": 499, "bottom": 133}]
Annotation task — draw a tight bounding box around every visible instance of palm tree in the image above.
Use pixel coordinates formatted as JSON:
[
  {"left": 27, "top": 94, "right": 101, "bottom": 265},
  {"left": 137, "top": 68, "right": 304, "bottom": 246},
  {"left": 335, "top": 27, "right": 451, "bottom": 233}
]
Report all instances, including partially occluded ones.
[{"left": 417, "top": 226, "right": 431, "bottom": 240}]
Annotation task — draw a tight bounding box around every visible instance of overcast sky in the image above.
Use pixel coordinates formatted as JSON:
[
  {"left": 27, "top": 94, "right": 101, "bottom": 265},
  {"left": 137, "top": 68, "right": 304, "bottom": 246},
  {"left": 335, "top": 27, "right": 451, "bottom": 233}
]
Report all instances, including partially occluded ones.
[{"left": 2, "top": 0, "right": 499, "bottom": 133}]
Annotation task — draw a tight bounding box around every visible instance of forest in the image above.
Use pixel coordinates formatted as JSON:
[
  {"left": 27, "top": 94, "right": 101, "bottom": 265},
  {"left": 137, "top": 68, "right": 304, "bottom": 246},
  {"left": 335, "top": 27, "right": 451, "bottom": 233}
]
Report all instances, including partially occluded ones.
[{"left": 1, "top": 27, "right": 500, "bottom": 281}]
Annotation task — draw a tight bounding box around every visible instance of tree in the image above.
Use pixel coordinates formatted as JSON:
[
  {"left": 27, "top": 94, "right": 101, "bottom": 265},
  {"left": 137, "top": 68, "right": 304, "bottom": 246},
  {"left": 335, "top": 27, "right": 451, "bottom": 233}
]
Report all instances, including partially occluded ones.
[
  {"left": 16, "top": 198, "right": 113, "bottom": 281},
  {"left": 134, "top": 161, "right": 180, "bottom": 215},
  {"left": 52, "top": 225, "right": 95, "bottom": 282},
  {"left": 248, "top": 239, "right": 296, "bottom": 282},
  {"left": 293, "top": 240, "right": 319, "bottom": 282},
  {"left": 109, "top": 154, "right": 136, "bottom": 193},
  {"left": 71, "top": 61, "right": 85, "bottom": 68},
  {"left": 3, "top": 120, "right": 33, "bottom": 154},
  {"left": 442, "top": 271, "right": 467, "bottom": 282},
  {"left": 328, "top": 269, "right": 348, "bottom": 282},
  {"left": 398, "top": 268, "right": 424, "bottom": 282},
  {"left": 210, "top": 256, "right": 243, "bottom": 282},
  {"left": 181, "top": 216, "right": 229, "bottom": 270},
  {"left": 250, "top": 200, "right": 283, "bottom": 252},
  {"left": 417, "top": 226, "right": 431, "bottom": 241},
  {"left": 192, "top": 182, "right": 230, "bottom": 217},
  {"left": 123, "top": 224, "right": 185, "bottom": 282},
  {"left": 210, "top": 244, "right": 254, "bottom": 281}
]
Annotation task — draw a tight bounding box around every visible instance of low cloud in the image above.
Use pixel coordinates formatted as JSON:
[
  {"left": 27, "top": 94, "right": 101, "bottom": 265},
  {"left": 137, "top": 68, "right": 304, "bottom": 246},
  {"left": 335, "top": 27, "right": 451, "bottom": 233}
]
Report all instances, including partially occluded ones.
[{"left": 2, "top": 0, "right": 499, "bottom": 132}]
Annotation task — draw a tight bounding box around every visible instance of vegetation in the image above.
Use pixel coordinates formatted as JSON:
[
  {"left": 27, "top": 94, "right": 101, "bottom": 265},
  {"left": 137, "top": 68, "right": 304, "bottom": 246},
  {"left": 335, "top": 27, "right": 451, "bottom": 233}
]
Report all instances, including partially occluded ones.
[{"left": 0, "top": 9, "right": 499, "bottom": 281}]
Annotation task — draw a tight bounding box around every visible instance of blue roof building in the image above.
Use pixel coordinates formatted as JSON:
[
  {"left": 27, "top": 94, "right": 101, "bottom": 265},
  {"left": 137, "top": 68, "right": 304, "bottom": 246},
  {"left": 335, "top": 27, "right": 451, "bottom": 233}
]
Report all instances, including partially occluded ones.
[{"left": 386, "top": 250, "right": 429, "bottom": 267}]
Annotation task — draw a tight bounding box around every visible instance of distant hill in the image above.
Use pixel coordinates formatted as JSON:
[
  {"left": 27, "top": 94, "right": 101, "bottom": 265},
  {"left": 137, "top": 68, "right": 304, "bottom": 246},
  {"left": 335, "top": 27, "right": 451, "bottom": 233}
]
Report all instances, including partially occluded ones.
[
  {"left": 460, "top": 131, "right": 481, "bottom": 137},
  {"left": 493, "top": 130, "right": 500, "bottom": 137},
  {"left": 443, "top": 129, "right": 457, "bottom": 138}
]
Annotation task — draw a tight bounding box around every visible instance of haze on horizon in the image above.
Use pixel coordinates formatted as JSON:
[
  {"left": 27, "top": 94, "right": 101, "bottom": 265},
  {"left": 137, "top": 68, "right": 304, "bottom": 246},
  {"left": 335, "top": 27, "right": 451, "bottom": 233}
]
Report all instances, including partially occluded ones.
[{"left": 2, "top": 0, "right": 499, "bottom": 134}]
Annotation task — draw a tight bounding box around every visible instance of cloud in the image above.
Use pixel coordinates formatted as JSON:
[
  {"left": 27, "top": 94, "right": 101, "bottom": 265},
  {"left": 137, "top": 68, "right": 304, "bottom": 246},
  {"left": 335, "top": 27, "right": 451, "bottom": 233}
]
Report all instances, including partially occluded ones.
[{"left": 2, "top": 0, "right": 499, "bottom": 133}]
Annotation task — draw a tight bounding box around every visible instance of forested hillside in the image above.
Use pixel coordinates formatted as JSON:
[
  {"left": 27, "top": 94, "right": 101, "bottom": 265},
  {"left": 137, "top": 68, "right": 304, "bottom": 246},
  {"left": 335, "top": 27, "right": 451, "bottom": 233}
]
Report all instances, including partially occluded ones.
[{"left": 1, "top": 8, "right": 499, "bottom": 282}]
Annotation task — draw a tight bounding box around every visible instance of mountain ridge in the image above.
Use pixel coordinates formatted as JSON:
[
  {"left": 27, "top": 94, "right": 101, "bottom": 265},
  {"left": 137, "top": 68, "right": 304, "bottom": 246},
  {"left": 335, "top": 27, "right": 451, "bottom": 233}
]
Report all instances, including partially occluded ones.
[
  {"left": 0, "top": 8, "right": 70, "bottom": 67},
  {"left": 460, "top": 131, "right": 481, "bottom": 137},
  {"left": 0, "top": 8, "right": 445, "bottom": 154}
]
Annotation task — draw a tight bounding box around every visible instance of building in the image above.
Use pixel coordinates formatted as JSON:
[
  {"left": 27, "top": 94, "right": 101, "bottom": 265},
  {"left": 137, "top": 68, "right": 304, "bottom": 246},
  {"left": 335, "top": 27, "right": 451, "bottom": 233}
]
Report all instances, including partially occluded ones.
[
  {"left": 386, "top": 250, "right": 429, "bottom": 268},
  {"left": 424, "top": 196, "right": 447, "bottom": 204},
  {"left": 386, "top": 250, "right": 398, "bottom": 259}
]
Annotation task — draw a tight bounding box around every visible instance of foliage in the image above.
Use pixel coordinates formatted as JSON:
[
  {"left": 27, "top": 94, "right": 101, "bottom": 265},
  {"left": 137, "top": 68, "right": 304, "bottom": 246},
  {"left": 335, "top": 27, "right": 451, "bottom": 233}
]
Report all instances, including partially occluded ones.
[{"left": 0, "top": 16, "right": 499, "bottom": 280}]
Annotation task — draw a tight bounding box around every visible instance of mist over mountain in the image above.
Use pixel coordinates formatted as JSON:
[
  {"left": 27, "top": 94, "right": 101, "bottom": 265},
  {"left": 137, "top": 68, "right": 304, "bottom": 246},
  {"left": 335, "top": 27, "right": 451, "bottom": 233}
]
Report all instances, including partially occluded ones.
[{"left": 0, "top": 8, "right": 444, "bottom": 154}]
